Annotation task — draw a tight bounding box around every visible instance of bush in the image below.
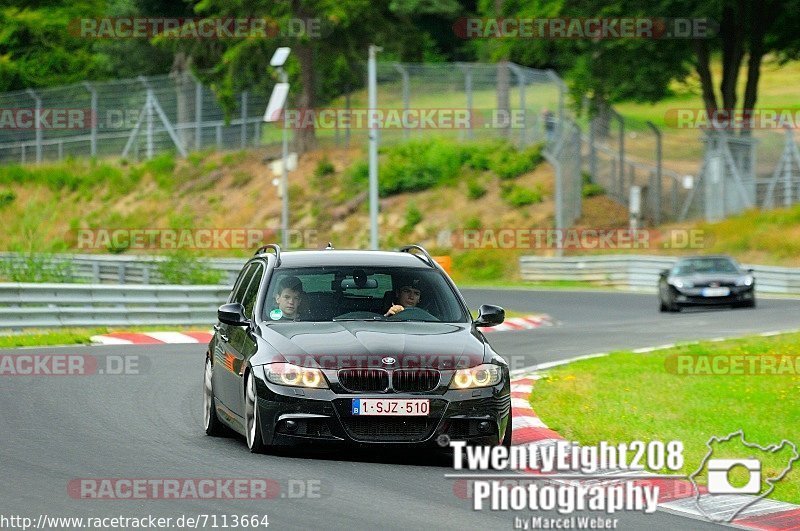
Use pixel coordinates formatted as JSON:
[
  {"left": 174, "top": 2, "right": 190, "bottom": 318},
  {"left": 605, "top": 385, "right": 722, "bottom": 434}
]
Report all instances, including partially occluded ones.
[
  {"left": 467, "top": 179, "right": 487, "bottom": 200},
  {"left": 490, "top": 143, "right": 544, "bottom": 180},
  {"left": 156, "top": 252, "right": 224, "bottom": 285},
  {"left": 464, "top": 216, "right": 482, "bottom": 230},
  {"left": 314, "top": 157, "right": 336, "bottom": 178},
  {"left": 379, "top": 139, "right": 464, "bottom": 196},
  {"left": 401, "top": 203, "right": 423, "bottom": 234},
  {"left": 0, "top": 189, "right": 16, "bottom": 208},
  {"left": 582, "top": 182, "right": 606, "bottom": 198},
  {"left": 0, "top": 253, "right": 75, "bottom": 283},
  {"left": 501, "top": 184, "right": 543, "bottom": 207},
  {"left": 452, "top": 250, "right": 511, "bottom": 282}
]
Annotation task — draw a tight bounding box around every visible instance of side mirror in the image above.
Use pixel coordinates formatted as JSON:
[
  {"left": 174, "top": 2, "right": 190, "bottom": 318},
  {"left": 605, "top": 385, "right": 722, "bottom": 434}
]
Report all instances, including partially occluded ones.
[
  {"left": 218, "top": 302, "right": 250, "bottom": 327},
  {"left": 474, "top": 304, "right": 505, "bottom": 327}
]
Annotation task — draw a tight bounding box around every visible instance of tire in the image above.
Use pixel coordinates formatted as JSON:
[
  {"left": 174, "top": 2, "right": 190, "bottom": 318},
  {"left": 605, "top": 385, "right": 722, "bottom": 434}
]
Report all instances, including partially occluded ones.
[
  {"left": 245, "top": 371, "right": 267, "bottom": 454},
  {"left": 203, "top": 358, "right": 224, "bottom": 436},
  {"left": 502, "top": 410, "right": 513, "bottom": 448}
]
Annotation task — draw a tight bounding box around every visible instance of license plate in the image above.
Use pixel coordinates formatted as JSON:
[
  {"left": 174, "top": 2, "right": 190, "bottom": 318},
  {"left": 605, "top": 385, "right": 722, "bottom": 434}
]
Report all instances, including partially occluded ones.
[
  {"left": 351, "top": 398, "right": 430, "bottom": 416},
  {"left": 702, "top": 287, "right": 730, "bottom": 297}
]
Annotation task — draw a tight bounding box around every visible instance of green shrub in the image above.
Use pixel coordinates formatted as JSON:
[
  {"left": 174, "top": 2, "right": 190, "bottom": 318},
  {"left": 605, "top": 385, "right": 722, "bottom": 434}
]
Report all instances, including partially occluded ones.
[
  {"left": 582, "top": 182, "right": 606, "bottom": 198},
  {"left": 490, "top": 143, "right": 544, "bottom": 180},
  {"left": 379, "top": 139, "right": 463, "bottom": 196},
  {"left": 314, "top": 157, "right": 336, "bottom": 177},
  {"left": 453, "top": 250, "right": 510, "bottom": 282},
  {"left": 0, "top": 253, "right": 76, "bottom": 283},
  {"left": 155, "top": 252, "right": 224, "bottom": 285},
  {"left": 501, "top": 184, "right": 543, "bottom": 207},
  {"left": 401, "top": 203, "right": 423, "bottom": 234},
  {"left": 0, "top": 189, "right": 16, "bottom": 208},
  {"left": 467, "top": 179, "right": 487, "bottom": 200},
  {"left": 464, "top": 216, "right": 482, "bottom": 230}
]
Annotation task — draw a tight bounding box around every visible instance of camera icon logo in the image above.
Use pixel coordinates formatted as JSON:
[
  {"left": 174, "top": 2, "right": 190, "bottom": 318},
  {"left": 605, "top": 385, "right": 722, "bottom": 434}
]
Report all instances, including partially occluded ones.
[{"left": 707, "top": 458, "right": 761, "bottom": 495}]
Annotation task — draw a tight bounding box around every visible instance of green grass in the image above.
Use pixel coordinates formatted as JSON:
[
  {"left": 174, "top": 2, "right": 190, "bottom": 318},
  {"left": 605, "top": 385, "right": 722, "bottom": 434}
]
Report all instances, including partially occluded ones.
[
  {"left": 531, "top": 333, "right": 800, "bottom": 504},
  {"left": 0, "top": 325, "right": 212, "bottom": 349}
]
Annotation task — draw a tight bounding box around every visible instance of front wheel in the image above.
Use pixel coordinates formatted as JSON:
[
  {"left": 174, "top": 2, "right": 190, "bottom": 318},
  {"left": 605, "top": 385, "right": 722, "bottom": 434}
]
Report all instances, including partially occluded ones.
[
  {"left": 204, "top": 358, "right": 224, "bottom": 436},
  {"left": 502, "top": 410, "right": 513, "bottom": 448},
  {"left": 245, "top": 371, "right": 267, "bottom": 453}
]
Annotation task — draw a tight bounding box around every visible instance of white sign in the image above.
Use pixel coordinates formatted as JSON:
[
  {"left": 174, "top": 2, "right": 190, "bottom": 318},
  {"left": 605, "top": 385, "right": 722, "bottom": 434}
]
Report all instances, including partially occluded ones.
[
  {"left": 682, "top": 175, "right": 694, "bottom": 189},
  {"left": 264, "top": 83, "right": 289, "bottom": 123},
  {"left": 268, "top": 153, "right": 298, "bottom": 175}
]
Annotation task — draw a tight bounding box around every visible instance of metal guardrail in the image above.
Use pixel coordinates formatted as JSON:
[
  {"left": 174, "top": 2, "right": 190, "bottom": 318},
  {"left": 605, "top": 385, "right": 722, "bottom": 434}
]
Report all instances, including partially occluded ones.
[
  {"left": 0, "top": 283, "right": 229, "bottom": 329},
  {"left": 520, "top": 255, "right": 800, "bottom": 294}
]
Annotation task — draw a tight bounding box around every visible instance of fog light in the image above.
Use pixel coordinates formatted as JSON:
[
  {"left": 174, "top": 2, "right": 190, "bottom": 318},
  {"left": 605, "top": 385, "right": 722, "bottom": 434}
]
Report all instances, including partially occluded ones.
[
  {"left": 478, "top": 421, "right": 492, "bottom": 433},
  {"left": 284, "top": 420, "right": 298, "bottom": 433}
]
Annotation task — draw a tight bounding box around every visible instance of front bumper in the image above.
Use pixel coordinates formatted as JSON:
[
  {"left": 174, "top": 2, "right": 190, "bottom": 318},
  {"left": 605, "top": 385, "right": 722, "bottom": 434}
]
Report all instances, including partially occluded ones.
[
  {"left": 252, "top": 368, "right": 511, "bottom": 447},
  {"left": 671, "top": 285, "right": 754, "bottom": 306}
]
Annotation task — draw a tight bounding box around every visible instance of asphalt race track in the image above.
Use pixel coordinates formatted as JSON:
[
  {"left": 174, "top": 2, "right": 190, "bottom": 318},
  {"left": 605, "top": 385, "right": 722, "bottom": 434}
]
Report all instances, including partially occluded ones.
[{"left": 3, "top": 289, "right": 798, "bottom": 530}]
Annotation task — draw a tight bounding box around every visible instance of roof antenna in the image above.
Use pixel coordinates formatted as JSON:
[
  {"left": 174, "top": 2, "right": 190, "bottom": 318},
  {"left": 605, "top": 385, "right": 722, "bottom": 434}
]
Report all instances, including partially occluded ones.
[{"left": 325, "top": 242, "right": 334, "bottom": 250}]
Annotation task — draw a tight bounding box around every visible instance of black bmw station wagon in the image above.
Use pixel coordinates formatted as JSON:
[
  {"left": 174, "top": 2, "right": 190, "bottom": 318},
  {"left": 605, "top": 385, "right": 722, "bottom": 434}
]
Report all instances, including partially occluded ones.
[{"left": 203, "top": 244, "right": 511, "bottom": 452}]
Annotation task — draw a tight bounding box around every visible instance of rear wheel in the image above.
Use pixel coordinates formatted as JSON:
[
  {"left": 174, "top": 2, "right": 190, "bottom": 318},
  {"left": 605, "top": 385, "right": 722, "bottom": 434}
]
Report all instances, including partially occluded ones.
[
  {"left": 204, "top": 358, "right": 224, "bottom": 436},
  {"left": 245, "top": 371, "right": 267, "bottom": 453}
]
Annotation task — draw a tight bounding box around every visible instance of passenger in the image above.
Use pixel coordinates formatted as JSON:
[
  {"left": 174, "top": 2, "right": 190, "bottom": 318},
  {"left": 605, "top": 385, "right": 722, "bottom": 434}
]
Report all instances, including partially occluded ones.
[{"left": 273, "top": 276, "right": 304, "bottom": 321}]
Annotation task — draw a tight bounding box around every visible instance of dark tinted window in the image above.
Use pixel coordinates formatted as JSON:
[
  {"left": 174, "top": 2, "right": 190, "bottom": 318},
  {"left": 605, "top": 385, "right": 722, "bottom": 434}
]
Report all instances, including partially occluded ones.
[
  {"left": 241, "top": 264, "right": 264, "bottom": 319},
  {"left": 262, "top": 266, "right": 468, "bottom": 323}
]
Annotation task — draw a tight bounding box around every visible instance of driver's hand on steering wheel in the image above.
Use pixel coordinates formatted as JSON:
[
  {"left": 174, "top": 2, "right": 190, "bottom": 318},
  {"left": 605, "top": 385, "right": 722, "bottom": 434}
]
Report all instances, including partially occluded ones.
[{"left": 384, "top": 304, "right": 405, "bottom": 316}]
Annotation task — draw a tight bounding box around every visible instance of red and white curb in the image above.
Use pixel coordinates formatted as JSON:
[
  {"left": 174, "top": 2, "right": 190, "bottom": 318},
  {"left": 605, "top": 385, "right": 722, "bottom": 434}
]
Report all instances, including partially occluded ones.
[
  {"left": 484, "top": 314, "right": 553, "bottom": 333},
  {"left": 509, "top": 373, "right": 800, "bottom": 530},
  {"left": 90, "top": 331, "right": 213, "bottom": 345},
  {"left": 89, "top": 315, "right": 553, "bottom": 344}
]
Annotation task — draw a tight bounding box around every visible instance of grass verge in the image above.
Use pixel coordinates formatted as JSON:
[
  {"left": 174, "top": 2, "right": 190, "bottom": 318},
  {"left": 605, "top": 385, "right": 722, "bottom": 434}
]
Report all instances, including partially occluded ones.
[{"left": 530, "top": 333, "right": 800, "bottom": 504}]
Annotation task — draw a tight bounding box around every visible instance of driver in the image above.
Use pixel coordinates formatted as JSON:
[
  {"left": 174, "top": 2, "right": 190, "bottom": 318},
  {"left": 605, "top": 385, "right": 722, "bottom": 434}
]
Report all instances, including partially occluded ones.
[{"left": 384, "top": 277, "right": 422, "bottom": 316}]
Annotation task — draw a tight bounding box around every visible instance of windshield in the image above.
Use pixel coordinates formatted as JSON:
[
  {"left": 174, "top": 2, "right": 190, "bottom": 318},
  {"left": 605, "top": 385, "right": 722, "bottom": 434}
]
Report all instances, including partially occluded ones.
[
  {"left": 673, "top": 257, "right": 740, "bottom": 276},
  {"left": 262, "top": 266, "right": 469, "bottom": 323}
]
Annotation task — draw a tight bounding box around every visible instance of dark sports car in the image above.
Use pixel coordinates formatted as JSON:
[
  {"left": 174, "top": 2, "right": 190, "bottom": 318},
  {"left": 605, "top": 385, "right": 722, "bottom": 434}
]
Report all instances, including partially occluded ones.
[
  {"left": 658, "top": 255, "right": 755, "bottom": 312},
  {"left": 203, "top": 244, "right": 512, "bottom": 452}
]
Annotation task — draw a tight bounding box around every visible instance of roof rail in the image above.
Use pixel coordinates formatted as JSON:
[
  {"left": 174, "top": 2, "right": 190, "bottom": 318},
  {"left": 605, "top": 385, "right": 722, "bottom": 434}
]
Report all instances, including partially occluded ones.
[
  {"left": 399, "top": 244, "right": 436, "bottom": 268},
  {"left": 255, "top": 243, "right": 281, "bottom": 266}
]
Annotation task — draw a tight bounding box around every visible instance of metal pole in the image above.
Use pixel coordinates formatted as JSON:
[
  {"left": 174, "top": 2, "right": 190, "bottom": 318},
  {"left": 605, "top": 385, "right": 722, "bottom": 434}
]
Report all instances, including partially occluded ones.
[
  {"left": 83, "top": 82, "right": 98, "bottom": 157},
  {"left": 464, "top": 65, "right": 473, "bottom": 140},
  {"left": 784, "top": 128, "right": 793, "bottom": 207},
  {"left": 240, "top": 91, "right": 248, "bottom": 148},
  {"left": 26, "top": 89, "right": 42, "bottom": 163},
  {"left": 646, "top": 121, "right": 662, "bottom": 225},
  {"left": 195, "top": 81, "right": 203, "bottom": 150},
  {"left": 280, "top": 70, "right": 290, "bottom": 249},
  {"left": 146, "top": 90, "right": 154, "bottom": 159},
  {"left": 368, "top": 45, "right": 382, "bottom": 250},
  {"left": 394, "top": 64, "right": 410, "bottom": 140}
]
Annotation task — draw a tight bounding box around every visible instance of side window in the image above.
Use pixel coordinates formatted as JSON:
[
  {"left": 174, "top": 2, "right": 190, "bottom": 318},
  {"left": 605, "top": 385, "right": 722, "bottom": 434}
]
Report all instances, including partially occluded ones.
[
  {"left": 231, "top": 264, "right": 257, "bottom": 305},
  {"left": 242, "top": 265, "right": 264, "bottom": 320}
]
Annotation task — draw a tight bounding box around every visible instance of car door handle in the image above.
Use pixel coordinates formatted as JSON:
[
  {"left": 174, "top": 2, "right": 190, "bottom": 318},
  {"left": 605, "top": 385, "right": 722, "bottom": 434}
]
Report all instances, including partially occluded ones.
[
  {"left": 219, "top": 334, "right": 229, "bottom": 342},
  {"left": 213, "top": 324, "right": 221, "bottom": 331}
]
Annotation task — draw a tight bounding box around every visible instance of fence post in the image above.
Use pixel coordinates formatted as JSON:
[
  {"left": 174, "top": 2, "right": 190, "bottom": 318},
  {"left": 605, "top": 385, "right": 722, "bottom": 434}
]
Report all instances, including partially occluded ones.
[
  {"left": 589, "top": 117, "right": 597, "bottom": 182},
  {"left": 195, "top": 80, "right": 203, "bottom": 150},
  {"left": 26, "top": 89, "right": 43, "bottom": 163},
  {"left": 240, "top": 91, "right": 248, "bottom": 148},
  {"left": 509, "top": 64, "right": 527, "bottom": 147},
  {"left": 784, "top": 127, "right": 794, "bottom": 207},
  {"left": 393, "top": 64, "right": 410, "bottom": 140},
  {"left": 646, "top": 121, "right": 662, "bottom": 225},
  {"left": 83, "top": 82, "right": 98, "bottom": 157}
]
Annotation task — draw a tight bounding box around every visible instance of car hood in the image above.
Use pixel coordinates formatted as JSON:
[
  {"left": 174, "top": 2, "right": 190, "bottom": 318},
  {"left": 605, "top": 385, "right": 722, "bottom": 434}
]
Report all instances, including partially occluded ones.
[{"left": 255, "top": 321, "right": 486, "bottom": 370}]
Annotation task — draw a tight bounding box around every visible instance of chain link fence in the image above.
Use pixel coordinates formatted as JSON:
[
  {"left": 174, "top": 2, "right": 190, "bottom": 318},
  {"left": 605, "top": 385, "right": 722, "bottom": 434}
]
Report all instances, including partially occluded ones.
[{"left": 0, "top": 73, "right": 269, "bottom": 164}]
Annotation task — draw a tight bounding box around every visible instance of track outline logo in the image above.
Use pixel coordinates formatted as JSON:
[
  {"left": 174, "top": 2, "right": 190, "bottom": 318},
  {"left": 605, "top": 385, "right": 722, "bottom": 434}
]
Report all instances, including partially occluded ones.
[{"left": 688, "top": 430, "right": 799, "bottom": 522}]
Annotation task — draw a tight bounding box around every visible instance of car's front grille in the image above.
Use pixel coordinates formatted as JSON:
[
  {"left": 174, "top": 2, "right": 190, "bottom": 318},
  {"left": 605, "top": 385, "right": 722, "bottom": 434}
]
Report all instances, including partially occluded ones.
[
  {"left": 693, "top": 281, "right": 737, "bottom": 288},
  {"left": 341, "top": 417, "right": 437, "bottom": 442},
  {"left": 338, "top": 369, "right": 389, "bottom": 392},
  {"left": 393, "top": 369, "right": 440, "bottom": 392}
]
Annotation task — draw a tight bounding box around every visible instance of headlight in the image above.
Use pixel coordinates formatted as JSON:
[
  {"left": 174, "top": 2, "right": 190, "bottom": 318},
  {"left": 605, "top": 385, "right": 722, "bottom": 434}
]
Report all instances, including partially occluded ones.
[
  {"left": 736, "top": 275, "right": 754, "bottom": 287},
  {"left": 450, "top": 364, "right": 503, "bottom": 389},
  {"left": 264, "top": 363, "right": 328, "bottom": 389},
  {"left": 670, "top": 279, "right": 693, "bottom": 289}
]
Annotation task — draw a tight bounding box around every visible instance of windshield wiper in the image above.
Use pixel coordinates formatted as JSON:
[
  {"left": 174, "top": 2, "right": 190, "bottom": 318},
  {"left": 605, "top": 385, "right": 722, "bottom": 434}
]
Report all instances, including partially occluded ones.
[{"left": 332, "top": 316, "right": 385, "bottom": 321}]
